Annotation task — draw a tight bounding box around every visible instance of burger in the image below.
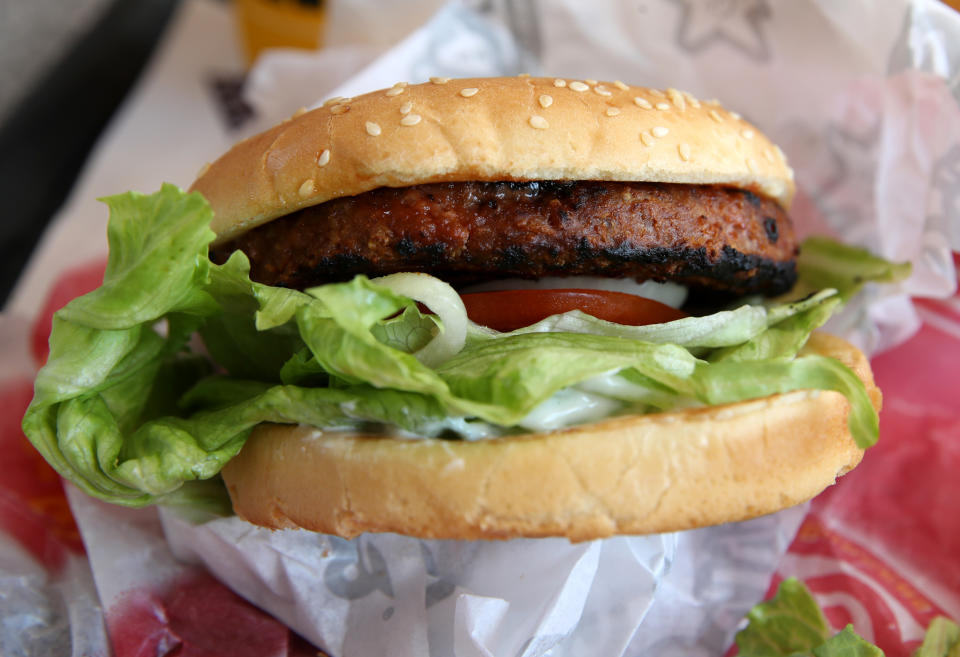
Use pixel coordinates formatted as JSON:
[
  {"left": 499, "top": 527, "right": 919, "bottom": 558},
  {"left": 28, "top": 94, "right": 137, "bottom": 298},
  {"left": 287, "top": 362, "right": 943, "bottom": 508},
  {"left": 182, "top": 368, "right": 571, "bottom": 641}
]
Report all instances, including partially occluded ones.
[{"left": 23, "top": 77, "right": 898, "bottom": 542}]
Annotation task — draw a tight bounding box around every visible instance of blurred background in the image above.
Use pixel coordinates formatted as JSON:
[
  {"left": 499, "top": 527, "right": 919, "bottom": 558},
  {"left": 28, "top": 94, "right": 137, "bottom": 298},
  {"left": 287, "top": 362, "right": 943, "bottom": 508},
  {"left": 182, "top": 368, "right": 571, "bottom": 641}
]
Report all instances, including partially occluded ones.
[{"left": 1, "top": 0, "right": 181, "bottom": 307}]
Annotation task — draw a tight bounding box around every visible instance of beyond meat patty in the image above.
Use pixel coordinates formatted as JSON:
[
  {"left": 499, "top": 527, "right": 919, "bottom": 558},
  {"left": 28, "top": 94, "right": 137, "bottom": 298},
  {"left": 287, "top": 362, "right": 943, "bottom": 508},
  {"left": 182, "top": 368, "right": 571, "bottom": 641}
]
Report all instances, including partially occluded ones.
[{"left": 210, "top": 180, "right": 798, "bottom": 296}]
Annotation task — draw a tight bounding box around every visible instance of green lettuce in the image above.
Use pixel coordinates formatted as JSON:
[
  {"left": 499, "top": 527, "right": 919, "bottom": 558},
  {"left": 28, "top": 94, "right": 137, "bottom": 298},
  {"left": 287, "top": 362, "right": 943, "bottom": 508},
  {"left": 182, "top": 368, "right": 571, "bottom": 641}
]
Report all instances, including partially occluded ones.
[
  {"left": 913, "top": 617, "right": 960, "bottom": 657},
  {"left": 791, "top": 236, "right": 912, "bottom": 302},
  {"left": 737, "top": 578, "right": 959, "bottom": 657},
  {"left": 22, "top": 185, "right": 898, "bottom": 508}
]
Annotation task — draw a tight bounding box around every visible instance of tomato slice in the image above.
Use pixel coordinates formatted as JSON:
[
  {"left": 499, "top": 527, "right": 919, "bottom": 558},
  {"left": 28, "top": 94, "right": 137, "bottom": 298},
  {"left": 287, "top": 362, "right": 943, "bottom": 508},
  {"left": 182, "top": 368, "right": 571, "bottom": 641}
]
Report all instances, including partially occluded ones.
[{"left": 460, "top": 289, "right": 687, "bottom": 332}]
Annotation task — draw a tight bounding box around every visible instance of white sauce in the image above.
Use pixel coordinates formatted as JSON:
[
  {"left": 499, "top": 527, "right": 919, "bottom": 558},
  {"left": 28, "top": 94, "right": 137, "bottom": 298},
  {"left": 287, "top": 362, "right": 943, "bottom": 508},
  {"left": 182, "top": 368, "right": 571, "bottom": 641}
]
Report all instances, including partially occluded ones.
[
  {"left": 517, "top": 387, "right": 623, "bottom": 432},
  {"left": 459, "top": 276, "right": 688, "bottom": 308}
]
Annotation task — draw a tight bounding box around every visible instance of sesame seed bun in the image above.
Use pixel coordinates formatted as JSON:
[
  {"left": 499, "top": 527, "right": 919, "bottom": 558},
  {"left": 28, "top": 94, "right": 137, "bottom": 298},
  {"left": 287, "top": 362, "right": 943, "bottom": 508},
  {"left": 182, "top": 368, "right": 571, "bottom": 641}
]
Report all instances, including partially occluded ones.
[
  {"left": 191, "top": 76, "right": 795, "bottom": 245},
  {"left": 221, "top": 332, "right": 879, "bottom": 541}
]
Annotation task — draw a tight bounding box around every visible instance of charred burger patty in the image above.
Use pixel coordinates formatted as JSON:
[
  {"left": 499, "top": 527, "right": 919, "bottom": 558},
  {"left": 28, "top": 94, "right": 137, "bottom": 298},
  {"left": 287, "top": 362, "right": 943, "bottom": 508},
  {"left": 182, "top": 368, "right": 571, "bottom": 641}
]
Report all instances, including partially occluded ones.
[{"left": 211, "top": 180, "right": 797, "bottom": 298}]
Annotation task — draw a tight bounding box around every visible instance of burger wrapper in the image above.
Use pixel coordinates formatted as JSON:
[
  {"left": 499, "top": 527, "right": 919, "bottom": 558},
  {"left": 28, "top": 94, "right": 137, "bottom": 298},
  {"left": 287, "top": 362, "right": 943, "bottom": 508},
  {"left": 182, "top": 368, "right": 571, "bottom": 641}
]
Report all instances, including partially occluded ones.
[{"left": 2, "top": 0, "right": 959, "bottom": 655}]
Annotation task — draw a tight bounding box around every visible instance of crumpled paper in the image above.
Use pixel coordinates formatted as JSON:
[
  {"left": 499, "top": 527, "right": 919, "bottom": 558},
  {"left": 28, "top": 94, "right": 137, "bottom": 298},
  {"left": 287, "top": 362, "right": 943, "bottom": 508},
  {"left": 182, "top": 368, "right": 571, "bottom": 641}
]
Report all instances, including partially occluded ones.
[
  {"left": 161, "top": 505, "right": 807, "bottom": 657},
  {"left": 5, "top": 0, "right": 960, "bottom": 655}
]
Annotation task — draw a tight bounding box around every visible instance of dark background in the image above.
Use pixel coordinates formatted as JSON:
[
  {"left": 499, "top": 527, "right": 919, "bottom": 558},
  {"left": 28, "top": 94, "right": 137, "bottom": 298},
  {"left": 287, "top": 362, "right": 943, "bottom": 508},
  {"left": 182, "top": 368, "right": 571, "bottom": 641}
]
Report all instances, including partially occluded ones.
[{"left": 0, "top": 0, "right": 182, "bottom": 307}]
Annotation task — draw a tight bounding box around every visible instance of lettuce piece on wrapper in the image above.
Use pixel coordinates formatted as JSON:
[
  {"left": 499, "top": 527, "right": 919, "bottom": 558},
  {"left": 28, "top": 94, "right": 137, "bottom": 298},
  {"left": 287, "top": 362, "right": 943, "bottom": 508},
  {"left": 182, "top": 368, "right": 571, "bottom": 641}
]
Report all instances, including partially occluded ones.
[
  {"left": 737, "top": 578, "right": 960, "bottom": 657},
  {"left": 913, "top": 617, "right": 960, "bottom": 657},
  {"left": 23, "top": 186, "right": 897, "bottom": 508},
  {"left": 735, "top": 578, "right": 881, "bottom": 656}
]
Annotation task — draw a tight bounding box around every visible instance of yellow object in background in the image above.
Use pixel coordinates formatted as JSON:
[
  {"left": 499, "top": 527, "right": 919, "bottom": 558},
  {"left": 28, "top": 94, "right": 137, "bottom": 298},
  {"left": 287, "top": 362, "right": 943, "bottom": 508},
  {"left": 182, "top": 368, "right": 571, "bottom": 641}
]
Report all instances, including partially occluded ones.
[{"left": 235, "top": 0, "right": 326, "bottom": 65}]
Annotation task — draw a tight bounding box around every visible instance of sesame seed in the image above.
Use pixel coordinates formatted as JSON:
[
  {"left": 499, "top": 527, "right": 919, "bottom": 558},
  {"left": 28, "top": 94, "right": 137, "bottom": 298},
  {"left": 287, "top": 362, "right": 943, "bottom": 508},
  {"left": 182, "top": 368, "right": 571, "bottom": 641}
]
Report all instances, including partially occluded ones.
[
  {"left": 529, "top": 115, "right": 549, "bottom": 129},
  {"left": 365, "top": 121, "right": 382, "bottom": 136},
  {"left": 196, "top": 162, "right": 211, "bottom": 178},
  {"left": 586, "top": 78, "right": 598, "bottom": 85},
  {"left": 787, "top": 166, "right": 795, "bottom": 180},
  {"left": 774, "top": 145, "right": 786, "bottom": 161},
  {"left": 460, "top": 87, "right": 479, "bottom": 97},
  {"left": 298, "top": 179, "right": 315, "bottom": 198},
  {"left": 553, "top": 79, "right": 567, "bottom": 87},
  {"left": 400, "top": 101, "right": 413, "bottom": 115},
  {"left": 655, "top": 102, "right": 670, "bottom": 110},
  {"left": 430, "top": 76, "right": 450, "bottom": 84},
  {"left": 745, "top": 157, "right": 757, "bottom": 172},
  {"left": 649, "top": 88, "right": 666, "bottom": 97},
  {"left": 667, "top": 88, "right": 686, "bottom": 111},
  {"left": 764, "top": 149, "right": 776, "bottom": 163},
  {"left": 709, "top": 109, "right": 724, "bottom": 123},
  {"left": 640, "top": 132, "right": 655, "bottom": 146},
  {"left": 741, "top": 128, "right": 755, "bottom": 140},
  {"left": 569, "top": 81, "right": 589, "bottom": 92},
  {"left": 730, "top": 111, "right": 742, "bottom": 120},
  {"left": 518, "top": 72, "right": 531, "bottom": 77},
  {"left": 652, "top": 126, "right": 669, "bottom": 137},
  {"left": 330, "top": 104, "right": 350, "bottom": 115},
  {"left": 606, "top": 107, "right": 621, "bottom": 116},
  {"left": 594, "top": 85, "right": 612, "bottom": 97},
  {"left": 293, "top": 106, "right": 308, "bottom": 118},
  {"left": 400, "top": 114, "right": 422, "bottom": 126},
  {"left": 678, "top": 143, "right": 692, "bottom": 161},
  {"left": 385, "top": 86, "right": 405, "bottom": 97},
  {"left": 538, "top": 94, "right": 553, "bottom": 108},
  {"left": 317, "top": 149, "right": 331, "bottom": 166},
  {"left": 613, "top": 80, "right": 629, "bottom": 90},
  {"left": 633, "top": 97, "right": 652, "bottom": 109},
  {"left": 324, "top": 96, "right": 349, "bottom": 106},
  {"left": 683, "top": 91, "right": 701, "bottom": 108}
]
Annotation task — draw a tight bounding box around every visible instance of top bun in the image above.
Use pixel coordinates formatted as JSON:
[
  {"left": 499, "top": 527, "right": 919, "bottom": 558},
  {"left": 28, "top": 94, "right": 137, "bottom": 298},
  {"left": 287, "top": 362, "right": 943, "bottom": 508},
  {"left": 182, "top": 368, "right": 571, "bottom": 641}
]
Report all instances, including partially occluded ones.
[{"left": 191, "top": 76, "right": 795, "bottom": 244}]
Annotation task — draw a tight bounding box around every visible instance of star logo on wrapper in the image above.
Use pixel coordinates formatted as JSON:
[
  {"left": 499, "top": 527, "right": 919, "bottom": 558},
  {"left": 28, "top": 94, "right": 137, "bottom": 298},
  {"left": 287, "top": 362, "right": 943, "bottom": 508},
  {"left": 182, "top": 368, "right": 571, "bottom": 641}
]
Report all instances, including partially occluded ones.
[
  {"left": 780, "top": 118, "right": 882, "bottom": 236},
  {"left": 669, "top": 0, "right": 772, "bottom": 62},
  {"left": 818, "top": 121, "right": 882, "bottom": 234},
  {"left": 324, "top": 537, "right": 395, "bottom": 600},
  {"left": 323, "top": 537, "right": 459, "bottom": 609}
]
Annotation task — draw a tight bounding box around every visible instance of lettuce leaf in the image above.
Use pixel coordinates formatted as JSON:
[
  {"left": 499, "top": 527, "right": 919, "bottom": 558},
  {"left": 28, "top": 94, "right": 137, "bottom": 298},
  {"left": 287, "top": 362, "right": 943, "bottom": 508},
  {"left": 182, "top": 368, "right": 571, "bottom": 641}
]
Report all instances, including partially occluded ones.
[
  {"left": 737, "top": 578, "right": 958, "bottom": 657},
  {"left": 22, "top": 186, "right": 893, "bottom": 507},
  {"left": 791, "top": 237, "right": 912, "bottom": 302},
  {"left": 913, "top": 617, "right": 960, "bottom": 657},
  {"left": 736, "top": 577, "right": 833, "bottom": 656}
]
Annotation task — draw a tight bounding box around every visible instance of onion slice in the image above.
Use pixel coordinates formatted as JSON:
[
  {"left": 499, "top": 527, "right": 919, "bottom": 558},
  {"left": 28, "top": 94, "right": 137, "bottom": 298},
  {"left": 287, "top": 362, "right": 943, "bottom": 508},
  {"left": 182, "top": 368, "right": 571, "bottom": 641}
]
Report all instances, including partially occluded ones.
[{"left": 372, "top": 273, "right": 468, "bottom": 367}]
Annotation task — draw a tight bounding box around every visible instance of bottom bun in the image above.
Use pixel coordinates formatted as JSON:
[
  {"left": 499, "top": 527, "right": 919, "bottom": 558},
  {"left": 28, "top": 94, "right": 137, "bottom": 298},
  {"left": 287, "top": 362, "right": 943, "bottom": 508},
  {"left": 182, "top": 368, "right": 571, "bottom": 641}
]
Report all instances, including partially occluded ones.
[{"left": 222, "top": 332, "right": 881, "bottom": 541}]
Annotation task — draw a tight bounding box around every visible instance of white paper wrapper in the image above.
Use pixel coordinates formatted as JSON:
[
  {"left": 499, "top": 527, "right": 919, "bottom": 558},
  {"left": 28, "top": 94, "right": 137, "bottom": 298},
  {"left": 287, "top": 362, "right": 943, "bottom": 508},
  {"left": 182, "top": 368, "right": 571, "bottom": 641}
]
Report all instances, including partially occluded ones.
[
  {"left": 8, "top": 0, "right": 959, "bottom": 655},
  {"left": 160, "top": 505, "right": 807, "bottom": 656},
  {"left": 0, "top": 534, "right": 108, "bottom": 657}
]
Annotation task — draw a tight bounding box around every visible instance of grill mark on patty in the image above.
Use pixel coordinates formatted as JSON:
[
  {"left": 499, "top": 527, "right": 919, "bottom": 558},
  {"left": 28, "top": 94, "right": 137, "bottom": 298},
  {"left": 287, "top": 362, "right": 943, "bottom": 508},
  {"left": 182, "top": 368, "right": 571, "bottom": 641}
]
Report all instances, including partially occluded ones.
[{"left": 211, "top": 180, "right": 798, "bottom": 297}]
